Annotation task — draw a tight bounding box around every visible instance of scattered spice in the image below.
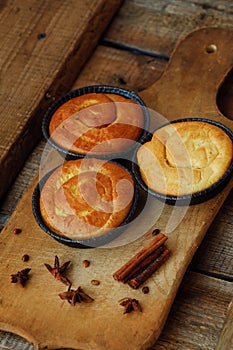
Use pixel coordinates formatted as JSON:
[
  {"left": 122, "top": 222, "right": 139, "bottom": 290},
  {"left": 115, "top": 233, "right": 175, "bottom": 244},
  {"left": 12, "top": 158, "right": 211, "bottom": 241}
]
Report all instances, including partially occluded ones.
[
  {"left": 22, "top": 254, "right": 30, "bottom": 262},
  {"left": 113, "top": 233, "right": 170, "bottom": 289},
  {"left": 119, "top": 297, "right": 142, "bottom": 314},
  {"left": 91, "top": 279, "right": 100, "bottom": 286},
  {"left": 142, "top": 286, "right": 149, "bottom": 294},
  {"left": 11, "top": 268, "right": 31, "bottom": 287},
  {"left": 59, "top": 286, "right": 94, "bottom": 306},
  {"left": 82, "top": 260, "right": 90, "bottom": 268},
  {"left": 13, "top": 228, "right": 22, "bottom": 235},
  {"left": 44, "top": 255, "right": 71, "bottom": 286},
  {"left": 152, "top": 228, "right": 160, "bottom": 236}
]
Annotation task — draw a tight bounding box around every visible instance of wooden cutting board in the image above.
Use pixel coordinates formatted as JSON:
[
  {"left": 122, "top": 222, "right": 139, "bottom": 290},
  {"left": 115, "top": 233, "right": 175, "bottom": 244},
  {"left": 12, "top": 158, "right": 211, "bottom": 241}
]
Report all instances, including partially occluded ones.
[
  {"left": 0, "top": 0, "right": 123, "bottom": 200},
  {"left": 0, "top": 27, "right": 233, "bottom": 350}
]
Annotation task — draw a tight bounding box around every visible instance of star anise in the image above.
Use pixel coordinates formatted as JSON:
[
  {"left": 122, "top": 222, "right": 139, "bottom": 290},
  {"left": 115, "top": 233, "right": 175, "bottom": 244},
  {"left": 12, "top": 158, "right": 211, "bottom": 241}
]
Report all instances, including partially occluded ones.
[
  {"left": 119, "top": 297, "right": 142, "bottom": 314},
  {"left": 44, "top": 255, "right": 71, "bottom": 286},
  {"left": 59, "top": 286, "right": 94, "bottom": 306},
  {"left": 11, "top": 268, "right": 31, "bottom": 287}
]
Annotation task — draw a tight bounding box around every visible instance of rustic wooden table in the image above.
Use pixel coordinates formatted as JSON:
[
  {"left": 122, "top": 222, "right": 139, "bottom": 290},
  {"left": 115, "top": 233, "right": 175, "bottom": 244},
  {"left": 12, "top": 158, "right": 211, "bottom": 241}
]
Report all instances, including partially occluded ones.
[{"left": 0, "top": 1, "right": 232, "bottom": 349}]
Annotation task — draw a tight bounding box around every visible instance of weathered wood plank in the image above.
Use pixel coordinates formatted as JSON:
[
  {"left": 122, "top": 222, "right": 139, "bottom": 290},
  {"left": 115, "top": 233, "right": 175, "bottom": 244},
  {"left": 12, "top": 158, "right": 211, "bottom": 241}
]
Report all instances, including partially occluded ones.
[
  {"left": 191, "top": 189, "right": 233, "bottom": 279},
  {"left": 0, "top": 330, "right": 34, "bottom": 350},
  {"left": 0, "top": 140, "right": 46, "bottom": 230},
  {"left": 72, "top": 45, "right": 166, "bottom": 91},
  {"left": 0, "top": 0, "right": 123, "bottom": 200},
  {"left": 216, "top": 300, "right": 233, "bottom": 350},
  {"left": 104, "top": 0, "right": 233, "bottom": 55},
  {"left": 151, "top": 272, "right": 233, "bottom": 350}
]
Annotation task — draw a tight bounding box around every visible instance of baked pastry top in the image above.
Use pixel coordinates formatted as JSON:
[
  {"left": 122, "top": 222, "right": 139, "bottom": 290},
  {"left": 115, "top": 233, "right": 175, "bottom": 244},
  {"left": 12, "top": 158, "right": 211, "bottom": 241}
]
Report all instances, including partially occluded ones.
[
  {"left": 49, "top": 93, "right": 144, "bottom": 155},
  {"left": 137, "top": 121, "right": 233, "bottom": 196},
  {"left": 40, "top": 158, "right": 135, "bottom": 240}
]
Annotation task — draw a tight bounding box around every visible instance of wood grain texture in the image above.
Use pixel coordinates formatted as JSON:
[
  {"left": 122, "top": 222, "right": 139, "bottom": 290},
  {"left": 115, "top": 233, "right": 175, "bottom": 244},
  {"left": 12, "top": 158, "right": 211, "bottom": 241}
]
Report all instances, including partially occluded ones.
[
  {"left": 215, "top": 300, "right": 233, "bottom": 350},
  {"left": 191, "top": 189, "right": 233, "bottom": 279},
  {"left": 0, "top": 0, "right": 123, "bottom": 200},
  {"left": 0, "top": 272, "right": 232, "bottom": 350},
  {"left": 0, "top": 139, "right": 47, "bottom": 230},
  {"left": 151, "top": 272, "right": 233, "bottom": 350},
  {"left": 72, "top": 45, "right": 167, "bottom": 92},
  {"left": 0, "top": 27, "right": 233, "bottom": 350},
  {"left": 104, "top": 0, "right": 233, "bottom": 55},
  {"left": 139, "top": 27, "right": 233, "bottom": 129}
]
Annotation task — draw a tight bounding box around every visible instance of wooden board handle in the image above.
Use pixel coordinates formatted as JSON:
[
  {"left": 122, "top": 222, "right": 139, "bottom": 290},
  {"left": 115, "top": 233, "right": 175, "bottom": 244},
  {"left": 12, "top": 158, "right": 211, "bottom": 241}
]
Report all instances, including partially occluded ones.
[{"left": 140, "top": 27, "right": 233, "bottom": 130}]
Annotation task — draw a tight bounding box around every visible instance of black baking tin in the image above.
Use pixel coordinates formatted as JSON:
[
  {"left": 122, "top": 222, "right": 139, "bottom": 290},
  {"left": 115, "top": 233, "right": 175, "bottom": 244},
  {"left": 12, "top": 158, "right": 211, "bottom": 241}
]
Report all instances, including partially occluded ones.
[
  {"left": 32, "top": 159, "right": 140, "bottom": 248},
  {"left": 42, "top": 85, "right": 149, "bottom": 160},
  {"left": 132, "top": 118, "right": 233, "bottom": 206}
]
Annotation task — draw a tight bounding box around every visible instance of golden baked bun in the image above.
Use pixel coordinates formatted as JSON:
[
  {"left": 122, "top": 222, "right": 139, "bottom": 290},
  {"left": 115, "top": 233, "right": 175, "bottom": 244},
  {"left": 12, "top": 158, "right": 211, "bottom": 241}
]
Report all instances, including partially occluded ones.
[
  {"left": 137, "top": 121, "right": 233, "bottom": 196},
  {"left": 49, "top": 93, "right": 144, "bottom": 155},
  {"left": 40, "top": 158, "right": 135, "bottom": 240}
]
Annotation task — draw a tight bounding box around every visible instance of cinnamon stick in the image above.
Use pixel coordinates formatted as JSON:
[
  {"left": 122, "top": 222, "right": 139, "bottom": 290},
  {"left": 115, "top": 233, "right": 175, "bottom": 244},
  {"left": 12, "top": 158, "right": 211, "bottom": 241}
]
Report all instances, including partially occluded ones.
[
  {"left": 127, "top": 248, "right": 171, "bottom": 289},
  {"left": 113, "top": 233, "right": 168, "bottom": 282},
  {"left": 121, "top": 245, "right": 166, "bottom": 283}
]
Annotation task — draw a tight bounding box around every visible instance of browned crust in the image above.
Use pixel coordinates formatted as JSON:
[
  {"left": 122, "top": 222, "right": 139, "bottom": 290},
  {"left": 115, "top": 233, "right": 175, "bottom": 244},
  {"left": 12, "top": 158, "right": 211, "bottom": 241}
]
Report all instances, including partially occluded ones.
[
  {"left": 49, "top": 93, "right": 144, "bottom": 155},
  {"left": 137, "top": 121, "right": 233, "bottom": 196},
  {"left": 40, "top": 158, "right": 134, "bottom": 239}
]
